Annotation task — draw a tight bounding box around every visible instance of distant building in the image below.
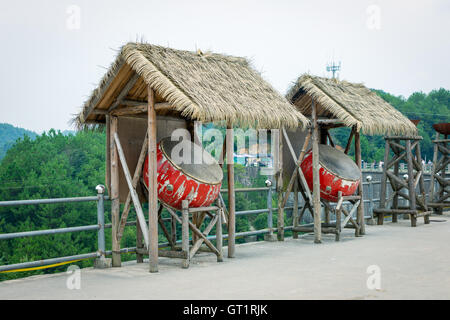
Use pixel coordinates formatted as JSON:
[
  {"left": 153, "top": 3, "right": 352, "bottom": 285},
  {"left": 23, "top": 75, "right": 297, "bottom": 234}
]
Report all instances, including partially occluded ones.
[{"left": 234, "top": 142, "right": 273, "bottom": 167}]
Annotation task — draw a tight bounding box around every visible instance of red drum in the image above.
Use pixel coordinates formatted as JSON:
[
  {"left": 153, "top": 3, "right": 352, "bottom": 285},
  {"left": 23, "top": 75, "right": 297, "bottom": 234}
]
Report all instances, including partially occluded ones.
[
  {"left": 143, "top": 137, "right": 223, "bottom": 210},
  {"left": 300, "top": 144, "right": 361, "bottom": 202}
]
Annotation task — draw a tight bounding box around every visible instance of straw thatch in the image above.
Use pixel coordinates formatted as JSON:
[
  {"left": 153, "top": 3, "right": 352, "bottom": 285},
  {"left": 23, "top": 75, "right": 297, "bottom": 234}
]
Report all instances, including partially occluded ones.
[
  {"left": 75, "top": 42, "right": 308, "bottom": 129},
  {"left": 286, "top": 74, "right": 417, "bottom": 135}
]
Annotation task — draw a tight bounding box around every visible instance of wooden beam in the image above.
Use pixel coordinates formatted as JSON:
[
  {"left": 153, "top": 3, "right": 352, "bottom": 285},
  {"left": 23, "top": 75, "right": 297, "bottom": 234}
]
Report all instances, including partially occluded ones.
[
  {"left": 277, "top": 128, "right": 284, "bottom": 241},
  {"left": 105, "top": 115, "right": 111, "bottom": 194},
  {"left": 110, "top": 116, "right": 121, "bottom": 267},
  {"left": 311, "top": 98, "right": 322, "bottom": 243},
  {"left": 326, "top": 130, "right": 335, "bottom": 147},
  {"left": 292, "top": 179, "right": 299, "bottom": 239},
  {"left": 281, "top": 130, "right": 312, "bottom": 208},
  {"left": 189, "top": 214, "right": 219, "bottom": 259},
  {"left": 354, "top": 130, "right": 365, "bottom": 235},
  {"left": 82, "top": 60, "right": 126, "bottom": 122},
  {"left": 428, "top": 136, "right": 438, "bottom": 206},
  {"left": 386, "top": 171, "right": 408, "bottom": 189},
  {"left": 117, "top": 132, "right": 148, "bottom": 242},
  {"left": 378, "top": 139, "right": 390, "bottom": 225},
  {"left": 122, "top": 99, "right": 147, "bottom": 106},
  {"left": 386, "top": 152, "right": 406, "bottom": 170},
  {"left": 344, "top": 126, "right": 356, "bottom": 154},
  {"left": 113, "top": 132, "right": 150, "bottom": 249},
  {"left": 282, "top": 128, "right": 297, "bottom": 161},
  {"left": 110, "top": 102, "right": 172, "bottom": 116},
  {"left": 108, "top": 73, "right": 140, "bottom": 112},
  {"left": 148, "top": 87, "right": 159, "bottom": 273},
  {"left": 226, "top": 124, "right": 235, "bottom": 258},
  {"left": 406, "top": 140, "right": 417, "bottom": 227},
  {"left": 157, "top": 206, "right": 175, "bottom": 249},
  {"left": 92, "top": 109, "right": 108, "bottom": 115},
  {"left": 317, "top": 119, "right": 343, "bottom": 125},
  {"left": 216, "top": 199, "right": 223, "bottom": 262},
  {"left": 335, "top": 191, "right": 342, "bottom": 241},
  {"left": 181, "top": 200, "right": 190, "bottom": 269}
]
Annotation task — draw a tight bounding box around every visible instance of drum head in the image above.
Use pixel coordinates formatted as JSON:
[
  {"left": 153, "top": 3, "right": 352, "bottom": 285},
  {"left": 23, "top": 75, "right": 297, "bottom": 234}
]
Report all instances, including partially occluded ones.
[
  {"left": 160, "top": 137, "right": 223, "bottom": 185},
  {"left": 318, "top": 144, "right": 361, "bottom": 181}
]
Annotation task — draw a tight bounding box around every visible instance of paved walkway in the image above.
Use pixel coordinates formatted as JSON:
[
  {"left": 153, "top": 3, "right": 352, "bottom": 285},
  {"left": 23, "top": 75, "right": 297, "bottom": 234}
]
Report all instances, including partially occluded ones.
[{"left": 1, "top": 213, "right": 449, "bottom": 299}]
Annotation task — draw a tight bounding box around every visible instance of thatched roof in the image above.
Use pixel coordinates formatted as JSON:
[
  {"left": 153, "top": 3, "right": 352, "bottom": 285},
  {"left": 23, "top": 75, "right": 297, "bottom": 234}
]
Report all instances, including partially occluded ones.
[
  {"left": 75, "top": 42, "right": 308, "bottom": 129},
  {"left": 286, "top": 74, "right": 417, "bottom": 135}
]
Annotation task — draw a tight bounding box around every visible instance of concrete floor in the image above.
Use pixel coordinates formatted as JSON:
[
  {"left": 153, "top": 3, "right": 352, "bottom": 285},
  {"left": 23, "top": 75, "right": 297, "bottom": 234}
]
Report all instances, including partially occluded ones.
[{"left": 1, "top": 213, "right": 449, "bottom": 300}]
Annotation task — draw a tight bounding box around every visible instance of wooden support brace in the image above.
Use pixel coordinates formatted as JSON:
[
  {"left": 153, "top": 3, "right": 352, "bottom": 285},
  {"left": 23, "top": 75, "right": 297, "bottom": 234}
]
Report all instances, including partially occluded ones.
[
  {"left": 108, "top": 73, "right": 140, "bottom": 112},
  {"left": 114, "top": 133, "right": 150, "bottom": 249}
]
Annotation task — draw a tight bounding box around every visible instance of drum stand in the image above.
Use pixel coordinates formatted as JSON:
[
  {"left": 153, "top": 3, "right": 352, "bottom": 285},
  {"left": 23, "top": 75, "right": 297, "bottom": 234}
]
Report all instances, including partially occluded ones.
[
  {"left": 428, "top": 131, "right": 449, "bottom": 214},
  {"left": 281, "top": 123, "right": 363, "bottom": 242},
  {"left": 140, "top": 183, "right": 225, "bottom": 269},
  {"left": 112, "top": 129, "right": 224, "bottom": 269},
  {"left": 373, "top": 136, "right": 431, "bottom": 226}
]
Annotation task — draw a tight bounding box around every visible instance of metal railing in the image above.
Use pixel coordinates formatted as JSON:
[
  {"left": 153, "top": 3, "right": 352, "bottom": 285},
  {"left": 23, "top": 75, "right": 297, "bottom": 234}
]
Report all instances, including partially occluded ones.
[
  {"left": 361, "top": 162, "right": 450, "bottom": 174},
  {"left": 0, "top": 175, "right": 442, "bottom": 272},
  {"left": 0, "top": 186, "right": 109, "bottom": 272}
]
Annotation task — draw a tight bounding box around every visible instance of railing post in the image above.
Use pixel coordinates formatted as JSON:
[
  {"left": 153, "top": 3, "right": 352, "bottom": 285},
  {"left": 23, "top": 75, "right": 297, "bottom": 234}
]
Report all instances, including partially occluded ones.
[
  {"left": 94, "top": 185, "right": 111, "bottom": 269},
  {"left": 264, "top": 177, "right": 277, "bottom": 241},
  {"left": 366, "top": 176, "right": 375, "bottom": 225},
  {"left": 181, "top": 200, "right": 190, "bottom": 269}
]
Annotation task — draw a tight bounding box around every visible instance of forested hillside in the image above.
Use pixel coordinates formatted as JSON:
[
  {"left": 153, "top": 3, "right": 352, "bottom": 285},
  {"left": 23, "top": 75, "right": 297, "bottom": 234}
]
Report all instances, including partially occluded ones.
[{"left": 0, "top": 123, "right": 37, "bottom": 160}]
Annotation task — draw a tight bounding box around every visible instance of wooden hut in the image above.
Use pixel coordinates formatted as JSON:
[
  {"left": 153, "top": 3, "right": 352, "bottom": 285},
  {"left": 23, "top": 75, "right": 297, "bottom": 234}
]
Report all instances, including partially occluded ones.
[
  {"left": 74, "top": 42, "right": 308, "bottom": 272},
  {"left": 281, "top": 74, "right": 417, "bottom": 242}
]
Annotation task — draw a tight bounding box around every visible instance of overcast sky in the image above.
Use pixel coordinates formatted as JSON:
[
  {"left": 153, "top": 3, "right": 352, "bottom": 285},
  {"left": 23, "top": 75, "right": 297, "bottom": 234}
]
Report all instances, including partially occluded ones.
[{"left": 0, "top": 0, "right": 449, "bottom": 132}]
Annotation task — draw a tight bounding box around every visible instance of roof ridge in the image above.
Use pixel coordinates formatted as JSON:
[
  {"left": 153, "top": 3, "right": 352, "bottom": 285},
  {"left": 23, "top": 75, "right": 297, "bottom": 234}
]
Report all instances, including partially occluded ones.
[{"left": 310, "top": 77, "right": 363, "bottom": 130}]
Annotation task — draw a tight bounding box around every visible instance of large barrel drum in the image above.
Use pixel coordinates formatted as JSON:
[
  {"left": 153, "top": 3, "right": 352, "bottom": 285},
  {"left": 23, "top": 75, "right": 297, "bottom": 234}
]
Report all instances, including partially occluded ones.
[
  {"left": 300, "top": 144, "right": 361, "bottom": 202},
  {"left": 143, "top": 137, "right": 223, "bottom": 209}
]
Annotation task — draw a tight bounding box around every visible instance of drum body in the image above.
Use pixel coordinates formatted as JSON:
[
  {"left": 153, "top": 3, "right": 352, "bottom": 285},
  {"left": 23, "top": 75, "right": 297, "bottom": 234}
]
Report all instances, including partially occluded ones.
[
  {"left": 143, "top": 138, "right": 223, "bottom": 209},
  {"left": 300, "top": 144, "right": 361, "bottom": 202}
]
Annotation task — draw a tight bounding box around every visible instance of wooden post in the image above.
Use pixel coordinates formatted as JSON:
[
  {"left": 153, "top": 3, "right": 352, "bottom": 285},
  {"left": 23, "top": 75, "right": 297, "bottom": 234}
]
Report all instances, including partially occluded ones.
[
  {"left": 106, "top": 115, "right": 111, "bottom": 194},
  {"left": 324, "top": 204, "right": 330, "bottom": 224},
  {"left": 114, "top": 133, "right": 150, "bottom": 248},
  {"left": 323, "top": 128, "right": 331, "bottom": 227},
  {"left": 437, "top": 134, "right": 447, "bottom": 214},
  {"left": 292, "top": 179, "right": 299, "bottom": 239},
  {"left": 354, "top": 130, "right": 365, "bottom": 235},
  {"left": 378, "top": 139, "right": 390, "bottom": 225},
  {"left": 136, "top": 222, "right": 144, "bottom": 263},
  {"left": 216, "top": 199, "right": 223, "bottom": 262},
  {"left": 280, "top": 129, "right": 312, "bottom": 208},
  {"left": 171, "top": 212, "right": 177, "bottom": 247},
  {"left": 416, "top": 142, "right": 430, "bottom": 224},
  {"left": 311, "top": 98, "right": 321, "bottom": 243},
  {"left": 335, "top": 191, "right": 342, "bottom": 241},
  {"left": 109, "top": 116, "right": 121, "bottom": 267},
  {"left": 117, "top": 133, "right": 148, "bottom": 241},
  {"left": 406, "top": 140, "right": 417, "bottom": 227},
  {"left": 429, "top": 132, "right": 439, "bottom": 206},
  {"left": 226, "top": 124, "right": 235, "bottom": 258},
  {"left": 393, "top": 156, "right": 400, "bottom": 222},
  {"left": 181, "top": 200, "right": 190, "bottom": 268},
  {"left": 147, "top": 87, "right": 159, "bottom": 273},
  {"left": 277, "top": 128, "right": 284, "bottom": 241},
  {"left": 322, "top": 126, "right": 331, "bottom": 229}
]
